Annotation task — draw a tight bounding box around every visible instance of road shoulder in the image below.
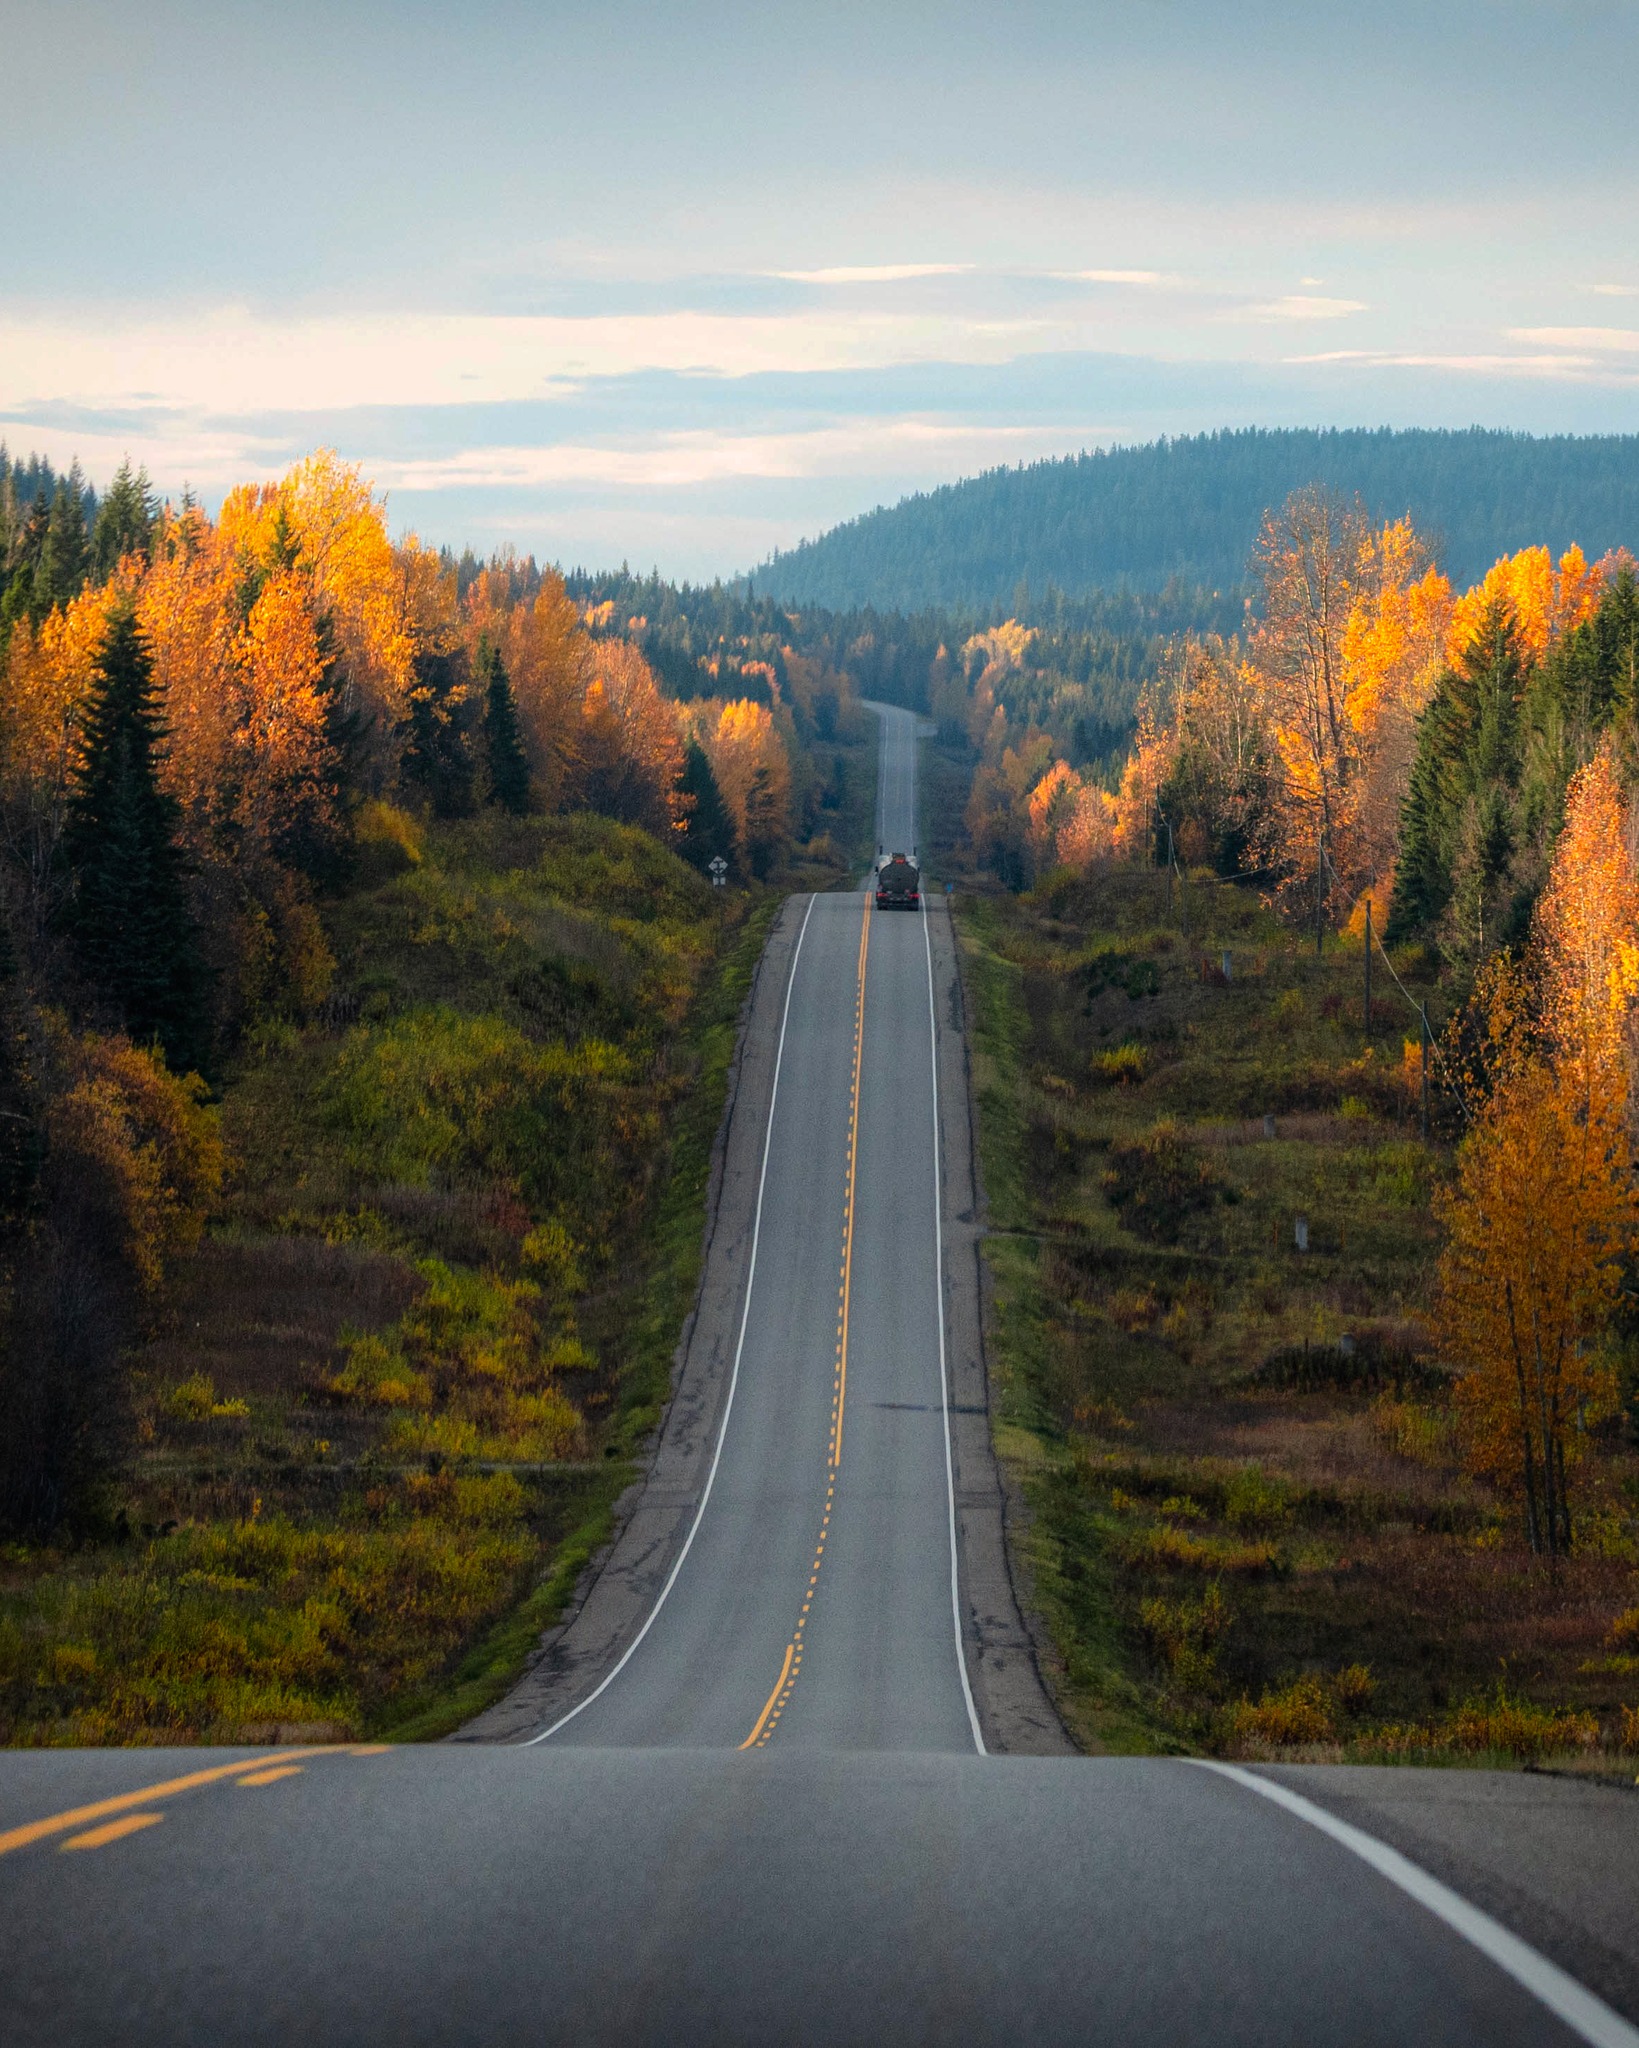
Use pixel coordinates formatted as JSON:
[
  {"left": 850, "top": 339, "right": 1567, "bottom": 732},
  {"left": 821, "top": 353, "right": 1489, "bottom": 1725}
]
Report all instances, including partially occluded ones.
[
  {"left": 1265, "top": 1762, "right": 1639, "bottom": 2024},
  {"left": 927, "top": 896, "right": 1076, "bottom": 1756}
]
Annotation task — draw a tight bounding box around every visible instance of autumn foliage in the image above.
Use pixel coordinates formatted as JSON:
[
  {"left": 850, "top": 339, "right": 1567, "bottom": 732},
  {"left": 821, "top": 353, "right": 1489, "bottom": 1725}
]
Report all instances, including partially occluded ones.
[
  {"left": 1437, "top": 750, "right": 1639, "bottom": 1554},
  {"left": 0, "top": 451, "right": 787, "bottom": 1047},
  {"left": 0, "top": 450, "right": 791, "bottom": 1539}
]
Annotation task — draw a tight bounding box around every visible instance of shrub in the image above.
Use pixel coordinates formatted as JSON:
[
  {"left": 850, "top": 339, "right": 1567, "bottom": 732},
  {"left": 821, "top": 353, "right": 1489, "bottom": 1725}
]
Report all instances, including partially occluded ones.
[
  {"left": 159, "top": 1374, "right": 249, "bottom": 1423},
  {"left": 355, "top": 800, "right": 424, "bottom": 881},
  {"left": 1334, "top": 1662, "right": 1376, "bottom": 1711},
  {"left": 1223, "top": 1466, "right": 1293, "bottom": 1531},
  {"left": 1101, "top": 1121, "right": 1224, "bottom": 1242},
  {"left": 1129, "top": 1525, "right": 1280, "bottom": 1573},
  {"left": 1139, "top": 1582, "right": 1230, "bottom": 1691},
  {"left": 1369, "top": 1694, "right": 1598, "bottom": 1760},
  {"left": 1370, "top": 1395, "right": 1457, "bottom": 1466},
  {"left": 1229, "top": 1675, "right": 1334, "bottom": 1748},
  {"left": 1089, "top": 1042, "right": 1149, "bottom": 1089},
  {"left": 1606, "top": 1606, "right": 1639, "bottom": 1651}
]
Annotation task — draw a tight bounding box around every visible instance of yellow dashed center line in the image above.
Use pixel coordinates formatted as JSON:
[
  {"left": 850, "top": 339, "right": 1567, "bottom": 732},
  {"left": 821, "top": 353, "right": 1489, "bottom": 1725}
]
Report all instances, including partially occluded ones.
[
  {"left": 740, "top": 894, "right": 871, "bottom": 1752},
  {"left": 60, "top": 1813, "right": 165, "bottom": 1852},
  {"left": 2, "top": 1744, "right": 390, "bottom": 1861}
]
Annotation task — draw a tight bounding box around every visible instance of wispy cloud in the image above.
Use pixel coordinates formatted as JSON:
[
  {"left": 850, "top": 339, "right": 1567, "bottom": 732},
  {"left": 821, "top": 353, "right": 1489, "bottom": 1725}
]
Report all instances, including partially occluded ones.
[
  {"left": 371, "top": 417, "right": 1110, "bottom": 492},
  {"left": 1293, "top": 349, "right": 1621, "bottom": 377},
  {"left": 1226, "top": 295, "right": 1368, "bottom": 322},
  {"left": 1508, "top": 326, "right": 1639, "bottom": 351},
  {"left": 0, "top": 306, "right": 1065, "bottom": 416},
  {"left": 770, "top": 264, "right": 976, "bottom": 284},
  {"left": 0, "top": 414, "right": 287, "bottom": 490},
  {"left": 1048, "top": 268, "right": 1177, "bottom": 286},
  {"left": 1592, "top": 285, "right": 1639, "bottom": 298}
]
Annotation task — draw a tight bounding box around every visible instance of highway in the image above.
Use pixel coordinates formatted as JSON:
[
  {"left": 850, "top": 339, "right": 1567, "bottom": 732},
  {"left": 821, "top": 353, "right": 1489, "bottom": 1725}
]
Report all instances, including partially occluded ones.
[
  {"left": 526, "top": 703, "right": 974, "bottom": 1752},
  {"left": 3, "top": 703, "right": 1637, "bottom": 2046}
]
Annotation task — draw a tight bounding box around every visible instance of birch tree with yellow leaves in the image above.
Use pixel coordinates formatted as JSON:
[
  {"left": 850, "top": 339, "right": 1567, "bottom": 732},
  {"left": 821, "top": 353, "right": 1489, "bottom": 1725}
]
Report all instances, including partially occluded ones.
[{"left": 1437, "top": 746, "right": 1639, "bottom": 1556}]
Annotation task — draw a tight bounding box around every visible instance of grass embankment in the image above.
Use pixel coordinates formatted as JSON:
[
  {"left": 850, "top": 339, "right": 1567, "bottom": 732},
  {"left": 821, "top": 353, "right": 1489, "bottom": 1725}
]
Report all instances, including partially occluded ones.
[
  {"left": 958, "top": 864, "right": 1639, "bottom": 1767},
  {"left": 0, "top": 811, "right": 774, "bottom": 1745}
]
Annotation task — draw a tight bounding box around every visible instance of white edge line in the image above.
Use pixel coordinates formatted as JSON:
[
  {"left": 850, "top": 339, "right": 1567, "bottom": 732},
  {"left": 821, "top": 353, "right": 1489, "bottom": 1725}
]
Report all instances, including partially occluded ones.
[
  {"left": 1193, "top": 1763, "right": 1639, "bottom": 2048},
  {"left": 917, "top": 741, "right": 986, "bottom": 1758},
  {"left": 524, "top": 892, "right": 820, "bottom": 1746}
]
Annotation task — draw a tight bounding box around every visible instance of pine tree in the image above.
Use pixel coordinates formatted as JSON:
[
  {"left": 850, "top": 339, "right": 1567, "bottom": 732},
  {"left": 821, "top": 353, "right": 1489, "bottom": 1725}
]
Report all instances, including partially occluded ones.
[
  {"left": 479, "top": 640, "right": 532, "bottom": 815},
  {"left": 744, "top": 763, "right": 782, "bottom": 879},
  {"left": 402, "top": 648, "right": 477, "bottom": 819},
  {"left": 1388, "top": 602, "right": 1526, "bottom": 942},
  {"left": 677, "top": 739, "right": 734, "bottom": 872},
  {"left": 34, "top": 466, "right": 90, "bottom": 614},
  {"left": 91, "top": 459, "right": 155, "bottom": 579},
  {"left": 64, "top": 605, "right": 205, "bottom": 1071},
  {"left": 3, "top": 492, "right": 50, "bottom": 633}
]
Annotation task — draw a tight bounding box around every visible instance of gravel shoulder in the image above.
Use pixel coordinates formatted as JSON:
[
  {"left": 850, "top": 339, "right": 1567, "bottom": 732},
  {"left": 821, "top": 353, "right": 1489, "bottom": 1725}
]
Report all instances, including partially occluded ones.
[{"left": 1267, "top": 1762, "right": 1639, "bottom": 2023}]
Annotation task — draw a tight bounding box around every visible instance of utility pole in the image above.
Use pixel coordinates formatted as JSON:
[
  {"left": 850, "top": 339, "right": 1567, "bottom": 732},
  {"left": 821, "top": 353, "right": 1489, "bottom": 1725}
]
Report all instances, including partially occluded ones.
[
  {"left": 1420, "top": 1002, "right": 1430, "bottom": 1142},
  {"left": 1364, "top": 898, "right": 1372, "bottom": 1039}
]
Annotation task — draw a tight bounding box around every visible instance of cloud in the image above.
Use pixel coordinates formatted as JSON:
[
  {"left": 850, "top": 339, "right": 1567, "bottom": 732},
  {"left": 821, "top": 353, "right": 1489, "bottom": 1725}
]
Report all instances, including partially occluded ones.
[
  {"left": 0, "top": 413, "right": 288, "bottom": 490},
  {"left": 370, "top": 417, "right": 1111, "bottom": 493},
  {"left": 1592, "top": 285, "right": 1639, "bottom": 298},
  {"left": 770, "top": 264, "right": 976, "bottom": 284},
  {"left": 0, "top": 304, "right": 1079, "bottom": 418},
  {"left": 1292, "top": 349, "right": 1623, "bottom": 378},
  {"left": 1048, "top": 269, "right": 1176, "bottom": 286},
  {"left": 1226, "top": 295, "right": 1368, "bottom": 322},
  {"left": 1508, "top": 326, "right": 1639, "bottom": 351}
]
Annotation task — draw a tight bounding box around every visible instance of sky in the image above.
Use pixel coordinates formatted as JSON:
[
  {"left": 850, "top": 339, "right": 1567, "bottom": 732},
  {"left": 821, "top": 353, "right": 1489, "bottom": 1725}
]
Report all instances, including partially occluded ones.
[{"left": 5, "top": 0, "right": 1639, "bottom": 580}]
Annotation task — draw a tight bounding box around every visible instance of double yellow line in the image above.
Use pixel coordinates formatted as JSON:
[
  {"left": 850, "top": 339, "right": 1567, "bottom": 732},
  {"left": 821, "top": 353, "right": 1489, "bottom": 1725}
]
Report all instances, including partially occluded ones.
[{"left": 740, "top": 895, "right": 871, "bottom": 1751}]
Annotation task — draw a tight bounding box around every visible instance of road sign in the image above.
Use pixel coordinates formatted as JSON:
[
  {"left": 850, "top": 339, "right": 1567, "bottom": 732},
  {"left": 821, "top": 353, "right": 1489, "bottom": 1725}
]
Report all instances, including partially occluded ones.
[{"left": 708, "top": 856, "right": 728, "bottom": 887}]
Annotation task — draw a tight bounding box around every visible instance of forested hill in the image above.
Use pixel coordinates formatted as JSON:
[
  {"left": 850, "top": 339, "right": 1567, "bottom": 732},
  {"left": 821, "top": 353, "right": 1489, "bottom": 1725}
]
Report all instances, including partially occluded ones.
[{"left": 750, "top": 427, "right": 1639, "bottom": 610}]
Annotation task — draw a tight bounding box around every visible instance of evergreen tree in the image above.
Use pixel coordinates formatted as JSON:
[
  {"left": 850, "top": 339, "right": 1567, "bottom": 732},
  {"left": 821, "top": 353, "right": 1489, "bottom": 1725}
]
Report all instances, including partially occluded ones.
[
  {"left": 91, "top": 459, "right": 156, "bottom": 579},
  {"left": 744, "top": 763, "right": 783, "bottom": 879},
  {"left": 2, "top": 492, "right": 51, "bottom": 632},
  {"left": 677, "top": 739, "right": 734, "bottom": 873},
  {"left": 479, "top": 640, "right": 532, "bottom": 814},
  {"left": 64, "top": 605, "right": 205, "bottom": 1071},
  {"left": 34, "top": 466, "right": 89, "bottom": 613},
  {"left": 1389, "top": 603, "right": 1526, "bottom": 942},
  {"left": 402, "top": 647, "right": 477, "bottom": 818}
]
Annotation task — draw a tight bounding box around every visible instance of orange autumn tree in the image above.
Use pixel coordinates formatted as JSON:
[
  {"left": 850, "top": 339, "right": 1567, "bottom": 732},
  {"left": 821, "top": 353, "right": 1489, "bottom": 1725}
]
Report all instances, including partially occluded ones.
[
  {"left": 1437, "top": 749, "right": 1639, "bottom": 1556},
  {"left": 1023, "top": 758, "right": 1118, "bottom": 873},
  {"left": 1445, "top": 545, "right": 1605, "bottom": 670},
  {"left": 690, "top": 698, "right": 792, "bottom": 878},
  {"left": 464, "top": 567, "right": 591, "bottom": 809},
  {"left": 1249, "top": 493, "right": 1451, "bottom": 914},
  {"left": 576, "top": 639, "right": 686, "bottom": 838}
]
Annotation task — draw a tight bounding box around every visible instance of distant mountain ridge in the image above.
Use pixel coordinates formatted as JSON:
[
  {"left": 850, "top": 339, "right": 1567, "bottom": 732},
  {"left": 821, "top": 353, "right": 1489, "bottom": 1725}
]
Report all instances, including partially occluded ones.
[{"left": 749, "top": 427, "right": 1639, "bottom": 611}]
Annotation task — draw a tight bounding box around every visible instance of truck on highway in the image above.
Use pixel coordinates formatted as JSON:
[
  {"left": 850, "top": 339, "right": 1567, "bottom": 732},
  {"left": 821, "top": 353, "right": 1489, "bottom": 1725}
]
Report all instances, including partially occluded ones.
[{"left": 874, "top": 852, "right": 922, "bottom": 910}]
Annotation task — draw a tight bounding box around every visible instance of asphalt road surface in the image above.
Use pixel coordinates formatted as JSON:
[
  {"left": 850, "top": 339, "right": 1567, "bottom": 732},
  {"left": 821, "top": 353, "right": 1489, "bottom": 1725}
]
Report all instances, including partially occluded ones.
[{"left": 3, "top": 704, "right": 1638, "bottom": 2047}]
